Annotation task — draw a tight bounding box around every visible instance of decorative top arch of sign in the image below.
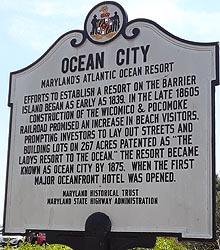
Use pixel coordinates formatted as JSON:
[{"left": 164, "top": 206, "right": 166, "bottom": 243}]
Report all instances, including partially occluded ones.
[
  {"left": 71, "top": 1, "right": 142, "bottom": 47},
  {"left": 69, "top": 0, "right": 219, "bottom": 58}
]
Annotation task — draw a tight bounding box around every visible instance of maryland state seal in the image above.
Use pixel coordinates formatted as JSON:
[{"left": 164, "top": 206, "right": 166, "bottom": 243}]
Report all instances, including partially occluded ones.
[{"left": 84, "top": 1, "right": 127, "bottom": 44}]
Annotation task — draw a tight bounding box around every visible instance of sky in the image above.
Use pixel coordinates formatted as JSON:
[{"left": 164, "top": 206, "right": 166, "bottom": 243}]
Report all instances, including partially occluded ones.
[{"left": 0, "top": 0, "right": 220, "bottom": 226}]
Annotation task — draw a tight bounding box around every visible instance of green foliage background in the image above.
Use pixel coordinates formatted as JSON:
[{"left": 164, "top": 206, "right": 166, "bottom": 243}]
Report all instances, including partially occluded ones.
[
  {"left": 4, "top": 240, "right": 187, "bottom": 250},
  {"left": 4, "top": 243, "right": 73, "bottom": 250},
  {"left": 138, "top": 237, "right": 187, "bottom": 250},
  {"left": 12, "top": 238, "right": 186, "bottom": 250}
]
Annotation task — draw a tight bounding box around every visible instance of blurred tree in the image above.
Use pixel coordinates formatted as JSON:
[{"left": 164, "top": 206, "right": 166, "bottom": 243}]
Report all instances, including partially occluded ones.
[{"left": 216, "top": 174, "right": 220, "bottom": 192}]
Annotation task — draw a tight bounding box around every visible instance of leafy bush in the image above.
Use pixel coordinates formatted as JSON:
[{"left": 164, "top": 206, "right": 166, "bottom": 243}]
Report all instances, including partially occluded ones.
[
  {"left": 132, "top": 237, "right": 187, "bottom": 250},
  {"left": 4, "top": 242, "right": 73, "bottom": 250}
]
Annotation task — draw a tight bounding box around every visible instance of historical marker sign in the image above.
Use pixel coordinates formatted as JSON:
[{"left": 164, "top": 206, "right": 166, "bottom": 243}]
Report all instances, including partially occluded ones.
[{"left": 4, "top": 1, "right": 219, "bottom": 240}]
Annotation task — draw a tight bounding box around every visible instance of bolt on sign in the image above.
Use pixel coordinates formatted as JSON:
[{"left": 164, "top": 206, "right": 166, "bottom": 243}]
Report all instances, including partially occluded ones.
[{"left": 4, "top": 1, "right": 219, "bottom": 241}]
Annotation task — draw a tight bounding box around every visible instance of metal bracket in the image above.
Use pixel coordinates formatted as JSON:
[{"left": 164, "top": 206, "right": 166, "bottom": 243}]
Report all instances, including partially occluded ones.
[{"left": 45, "top": 212, "right": 157, "bottom": 250}]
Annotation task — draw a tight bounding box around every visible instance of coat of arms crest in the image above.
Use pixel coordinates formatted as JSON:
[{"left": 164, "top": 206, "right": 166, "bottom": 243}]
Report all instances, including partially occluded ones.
[{"left": 85, "top": 1, "right": 126, "bottom": 44}]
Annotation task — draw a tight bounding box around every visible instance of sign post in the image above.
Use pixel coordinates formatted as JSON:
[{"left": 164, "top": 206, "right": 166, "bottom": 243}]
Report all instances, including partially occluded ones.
[{"left": 4, "top": 1, "right": 219, "bottom": 249}]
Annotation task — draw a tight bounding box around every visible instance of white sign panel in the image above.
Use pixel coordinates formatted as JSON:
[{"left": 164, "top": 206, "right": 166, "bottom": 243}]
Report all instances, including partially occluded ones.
[{"left": 4, "top": 1, "right": 218, "bottom": 240}]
